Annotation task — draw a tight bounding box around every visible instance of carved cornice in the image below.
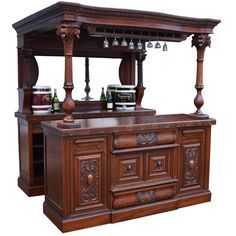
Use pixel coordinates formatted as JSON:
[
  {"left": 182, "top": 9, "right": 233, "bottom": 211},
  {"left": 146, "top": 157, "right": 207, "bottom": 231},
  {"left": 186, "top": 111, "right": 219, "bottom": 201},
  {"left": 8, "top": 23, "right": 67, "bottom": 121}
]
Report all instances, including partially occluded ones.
[{"left": 192, "top": 34, "right": 211, "bottom": 48}]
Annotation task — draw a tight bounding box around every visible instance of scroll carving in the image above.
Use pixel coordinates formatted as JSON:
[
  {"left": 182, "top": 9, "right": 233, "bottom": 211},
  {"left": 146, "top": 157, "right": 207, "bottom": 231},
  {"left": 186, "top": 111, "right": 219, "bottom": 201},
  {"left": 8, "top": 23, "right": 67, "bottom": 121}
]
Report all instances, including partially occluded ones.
[
  {"left": 137, "top": 133, "right": 157, "bottom": 145},
  {"left": 80, "top": 159, "right": 99, "bottom": 204},
  {"left": 183, "top": 146, "right": 200, "bottom": 186},
  {"left": 136, "top": 190, "right": 157, "bottom": 204}
]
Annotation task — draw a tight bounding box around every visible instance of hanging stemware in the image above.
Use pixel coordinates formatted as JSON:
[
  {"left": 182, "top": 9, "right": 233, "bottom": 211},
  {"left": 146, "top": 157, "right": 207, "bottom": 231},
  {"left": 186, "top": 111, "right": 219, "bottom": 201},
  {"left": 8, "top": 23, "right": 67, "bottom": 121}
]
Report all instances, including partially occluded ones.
[
  {"left": 147, "top": 32, "right": 153, "bottom": 48},
  {"left": 112, "top": 37, "right": 119, "bottom": 46},
  {"left": 137, "top": 39, "right": 142, "bottom": 50},
  {"left": 163, "top": 41, "right": 168, "bottom": 51},
  {"left": 103, "top": 37, "right": 109, "bottom": 48}
]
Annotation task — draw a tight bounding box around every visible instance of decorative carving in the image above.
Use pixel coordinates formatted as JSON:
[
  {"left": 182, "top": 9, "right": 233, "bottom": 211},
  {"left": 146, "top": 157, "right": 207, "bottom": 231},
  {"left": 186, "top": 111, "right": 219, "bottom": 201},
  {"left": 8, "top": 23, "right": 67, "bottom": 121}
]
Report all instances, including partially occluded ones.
[
  {"left": 192, "top": 34, "right": 211, "bottom": 48},
  {"left": 137, "top": 133, "right": 157, "bottom": 145},
  {"left": 183, "top": 146, "right": 200, "bottom": 186},
  {"left": 80, "top": 159, "right": 99, "bottom": 204},
  {"left": 136, "top": 190, "right": 157, "bottom": 204}
]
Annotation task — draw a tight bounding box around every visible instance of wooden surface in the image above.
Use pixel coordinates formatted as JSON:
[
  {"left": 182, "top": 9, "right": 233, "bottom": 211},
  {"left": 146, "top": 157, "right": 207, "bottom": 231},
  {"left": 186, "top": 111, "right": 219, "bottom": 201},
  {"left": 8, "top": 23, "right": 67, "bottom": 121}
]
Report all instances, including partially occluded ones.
[
  {"left": 43, "top": 113, "right": 215, "bottom": 232},
  {"left": 42, "top": 114, "right": 216, "bottom": 135}
]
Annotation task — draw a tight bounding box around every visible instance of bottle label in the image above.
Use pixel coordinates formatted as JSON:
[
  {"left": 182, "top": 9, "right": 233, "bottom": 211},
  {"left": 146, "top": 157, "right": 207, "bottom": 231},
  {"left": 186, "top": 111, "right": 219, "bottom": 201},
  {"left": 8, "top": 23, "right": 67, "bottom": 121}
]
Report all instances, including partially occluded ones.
[
  {"left": 107, "top": 102, "right": 113, "bottom": 110},
  {"left": 53, "top": 103, "right": 60, "bottom": 111}
]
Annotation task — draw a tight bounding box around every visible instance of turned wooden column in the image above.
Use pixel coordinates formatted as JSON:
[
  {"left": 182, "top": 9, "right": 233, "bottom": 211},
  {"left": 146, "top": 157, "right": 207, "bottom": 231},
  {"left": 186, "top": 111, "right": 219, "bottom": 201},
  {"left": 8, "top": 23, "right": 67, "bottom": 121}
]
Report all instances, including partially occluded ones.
[
  {"left": 135, "top": 52, "right": 146, "bottom": 109},
  {"left": 192, "top": 34, "right": 211, "bottom": 118},
  {"left": 57, "top": 23, "right": 80, "bottom": 127},
  {"left": 82, "top": 57, "right": 92, "bottom": 100}
]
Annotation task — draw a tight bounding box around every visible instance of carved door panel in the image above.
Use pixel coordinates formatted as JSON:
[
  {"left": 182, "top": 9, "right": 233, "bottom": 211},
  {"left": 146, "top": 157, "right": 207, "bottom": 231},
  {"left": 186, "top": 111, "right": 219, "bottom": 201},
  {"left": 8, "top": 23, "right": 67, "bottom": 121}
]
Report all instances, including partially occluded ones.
[
  {"left": 179, "top": 129, "right": 205, "bottom": 193},
  {"left": 70, "top": 137, "right": 107, "bottom": 214}
]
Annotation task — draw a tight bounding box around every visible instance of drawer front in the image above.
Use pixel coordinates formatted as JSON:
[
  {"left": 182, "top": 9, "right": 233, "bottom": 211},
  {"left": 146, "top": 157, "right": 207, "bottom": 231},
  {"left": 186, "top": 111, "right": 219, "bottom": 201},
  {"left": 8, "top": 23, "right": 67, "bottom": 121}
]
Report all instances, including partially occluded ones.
[
  {"left": 114, "top": 153, "right": 143, "bottom": 185},
  {"left": 145, "top": 149, "right": 173, "bottom": 181},
  {"left": 73, "top": 138, "right": 105, "bottom": 155},
  {"left": 112, "top": 183, "right": 176, "bottom": 209},
  {"left": 114, "top": 130, "right": 176, "bottom": 149}
]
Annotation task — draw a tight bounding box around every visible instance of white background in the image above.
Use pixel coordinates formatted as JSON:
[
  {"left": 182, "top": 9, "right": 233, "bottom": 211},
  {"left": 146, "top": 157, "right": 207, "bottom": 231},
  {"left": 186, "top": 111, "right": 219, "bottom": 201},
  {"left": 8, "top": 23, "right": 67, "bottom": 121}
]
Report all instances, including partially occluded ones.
[{"left": 1, "top": 0, "right": 235, "bottom": 235}]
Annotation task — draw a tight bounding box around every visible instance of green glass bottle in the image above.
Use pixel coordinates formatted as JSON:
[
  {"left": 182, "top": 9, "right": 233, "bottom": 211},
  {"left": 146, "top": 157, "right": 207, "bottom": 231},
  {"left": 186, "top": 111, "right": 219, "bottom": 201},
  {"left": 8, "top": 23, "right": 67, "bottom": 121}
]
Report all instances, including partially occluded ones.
[
  {"left": 52, "top": 88, "right": 60, "bottom": 112},
  {"left": 100, "top": 87, "right": 106, "bottom": 101}
]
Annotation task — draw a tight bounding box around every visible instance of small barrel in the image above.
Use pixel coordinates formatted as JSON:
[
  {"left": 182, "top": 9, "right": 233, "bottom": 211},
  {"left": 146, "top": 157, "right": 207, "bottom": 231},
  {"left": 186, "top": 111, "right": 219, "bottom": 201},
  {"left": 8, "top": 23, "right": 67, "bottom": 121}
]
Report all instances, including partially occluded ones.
[{"left": 31, "top": 86, "right": 52, "bottom": 114}]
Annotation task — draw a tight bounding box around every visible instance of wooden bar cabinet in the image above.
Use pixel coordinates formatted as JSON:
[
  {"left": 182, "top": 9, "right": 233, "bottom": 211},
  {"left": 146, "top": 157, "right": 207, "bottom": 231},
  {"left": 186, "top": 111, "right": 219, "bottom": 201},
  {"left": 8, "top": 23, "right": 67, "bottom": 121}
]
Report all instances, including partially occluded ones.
[{"left": 13, "top": 1, "right": 220, "bottom": 232}]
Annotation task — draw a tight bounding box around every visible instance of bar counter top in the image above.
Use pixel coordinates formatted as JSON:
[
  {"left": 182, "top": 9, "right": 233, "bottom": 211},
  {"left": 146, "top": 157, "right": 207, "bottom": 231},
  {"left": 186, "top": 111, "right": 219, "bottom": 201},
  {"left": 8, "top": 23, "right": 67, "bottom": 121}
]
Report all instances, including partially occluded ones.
[{"left": 42, "top": 114, "right": 216, "bottom": 136}]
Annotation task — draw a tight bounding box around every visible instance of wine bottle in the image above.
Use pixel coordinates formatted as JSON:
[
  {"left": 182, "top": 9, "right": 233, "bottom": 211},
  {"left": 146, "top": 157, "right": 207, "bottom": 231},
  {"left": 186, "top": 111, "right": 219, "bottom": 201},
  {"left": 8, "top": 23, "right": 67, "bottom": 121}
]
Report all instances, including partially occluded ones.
[
  {"left": 52, "top": 88, "right": 60, "bottom": 112},
  {"left": 106, "top": 91, "right": 113, "bottom": 111},
  {"left": 100, "top": 87, "right": 106, "bottom": 101}
]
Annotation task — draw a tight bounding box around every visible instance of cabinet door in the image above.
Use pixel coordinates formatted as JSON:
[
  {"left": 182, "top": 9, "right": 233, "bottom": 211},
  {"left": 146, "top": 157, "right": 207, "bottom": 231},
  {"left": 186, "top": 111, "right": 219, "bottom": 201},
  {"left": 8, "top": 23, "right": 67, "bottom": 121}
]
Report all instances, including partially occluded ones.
[
  {"left": 179, "top": 129, "right": 205, "bottom": 193},
  {"left": 70, "top": 137, "right": 107, "bottom": 214}
]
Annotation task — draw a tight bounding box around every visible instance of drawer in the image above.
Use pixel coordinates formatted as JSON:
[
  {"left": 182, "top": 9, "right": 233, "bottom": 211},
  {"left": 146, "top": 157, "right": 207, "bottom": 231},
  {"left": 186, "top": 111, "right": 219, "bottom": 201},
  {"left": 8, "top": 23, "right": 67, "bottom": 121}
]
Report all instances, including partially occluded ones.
[
  {"left": 72, "top": 137, "right": 106, "bottom": 155},
  {"left": 112, "top": 182, "right": 176, "bottom": 209},
  {"left": 114, "top": 130, "right": 176, "bottom": 149},
  {"left": 114, "top": 153, "right": 143, "bottom": 185},
  {"left": 145, "top": 149, "right": 173, "bottom": 181}
]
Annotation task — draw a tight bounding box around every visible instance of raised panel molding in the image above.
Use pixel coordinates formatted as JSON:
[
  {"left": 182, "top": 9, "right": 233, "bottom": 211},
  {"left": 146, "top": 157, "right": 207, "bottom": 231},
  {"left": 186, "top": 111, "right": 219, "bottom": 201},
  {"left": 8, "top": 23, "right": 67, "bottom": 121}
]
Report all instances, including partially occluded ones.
[
  {"left": 115, "top": 154, "right": 143, "bottom": 184},
  {"left": 145, "top": 149, "right": 171, "bottom": 180}
]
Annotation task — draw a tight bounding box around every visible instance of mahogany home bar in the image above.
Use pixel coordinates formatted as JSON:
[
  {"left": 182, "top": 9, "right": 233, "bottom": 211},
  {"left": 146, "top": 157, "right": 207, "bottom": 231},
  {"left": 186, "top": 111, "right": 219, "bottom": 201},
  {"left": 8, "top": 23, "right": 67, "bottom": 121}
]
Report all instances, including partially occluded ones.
[{"left": 13, "top": 2, "right": 220, "bottom": 232}]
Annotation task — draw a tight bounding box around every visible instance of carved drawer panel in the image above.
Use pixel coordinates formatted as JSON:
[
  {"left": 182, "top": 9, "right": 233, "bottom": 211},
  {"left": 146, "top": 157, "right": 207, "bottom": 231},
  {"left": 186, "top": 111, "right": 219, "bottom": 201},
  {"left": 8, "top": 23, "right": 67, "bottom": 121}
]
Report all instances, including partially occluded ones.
[
  {"left": 114, "top": 130, "right": 176, "bottom": 149},
  {"left": 145, "top": 149, "right": 172, "bottom": 181},
  {"left": 112, "top": 182, "right": 176, "bottom": 209},
  {"left": 115, "top": 153, "right": 143, "bottom": 184}
]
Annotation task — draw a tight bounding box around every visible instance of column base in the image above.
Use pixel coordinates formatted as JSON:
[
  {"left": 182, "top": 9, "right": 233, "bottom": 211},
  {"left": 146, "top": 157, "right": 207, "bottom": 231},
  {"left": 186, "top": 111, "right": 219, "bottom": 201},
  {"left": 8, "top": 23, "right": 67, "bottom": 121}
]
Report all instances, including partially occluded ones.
[
  {"left": 57, "top": 120, "right": 81, "bottom": 129},
  {"left": 190, "top": 113, "right": 209, "bottom": 119}
]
